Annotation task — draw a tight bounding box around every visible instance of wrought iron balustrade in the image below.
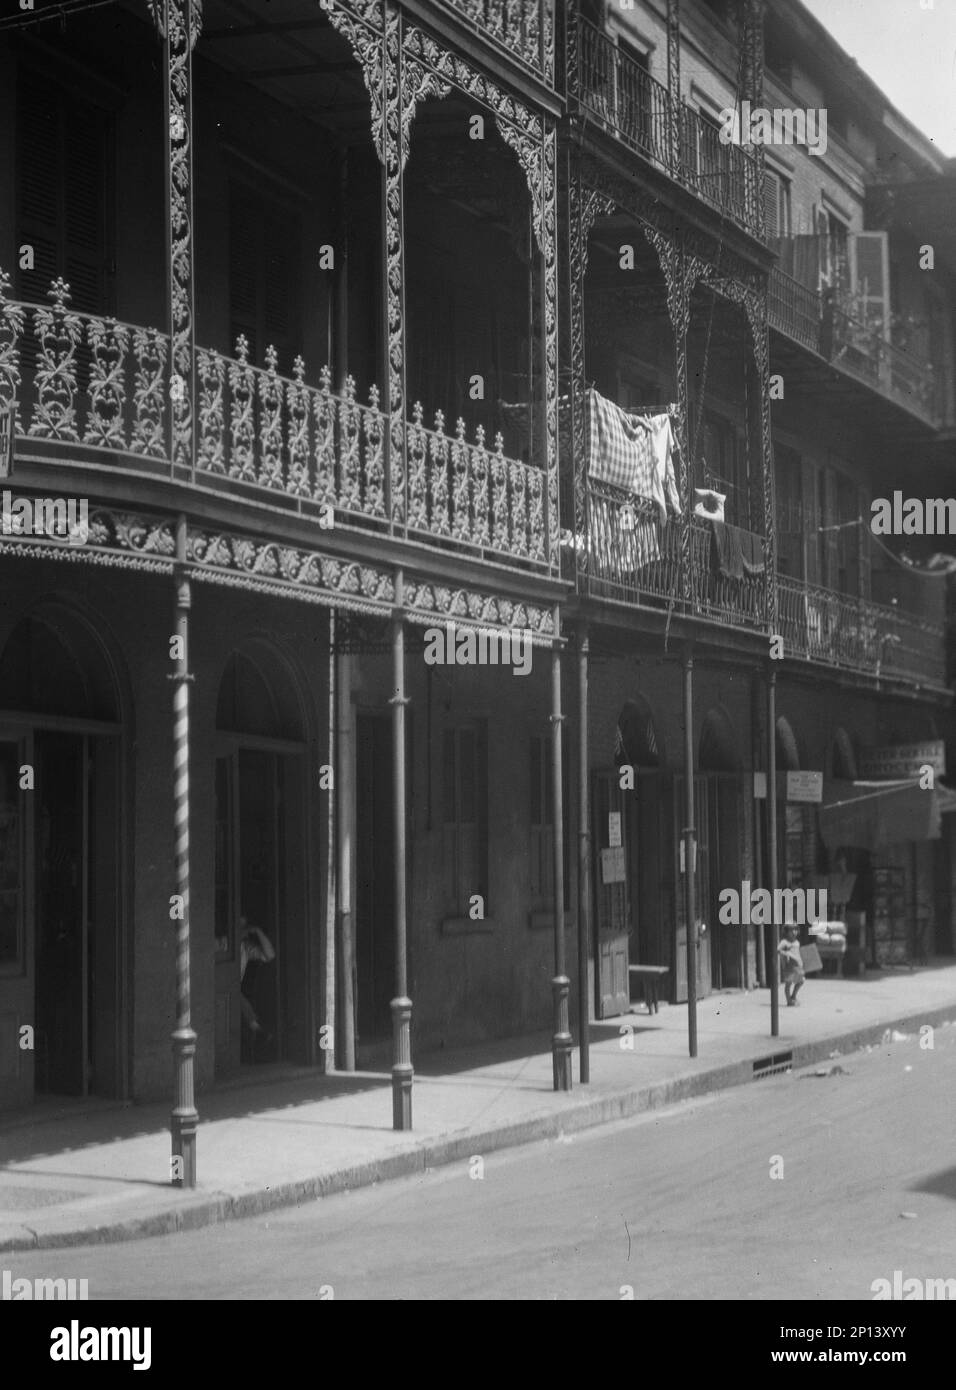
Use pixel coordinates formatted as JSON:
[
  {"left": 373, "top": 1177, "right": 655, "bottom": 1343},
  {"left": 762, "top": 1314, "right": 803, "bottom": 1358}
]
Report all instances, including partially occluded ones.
[
  {"left": 0, "top": 272, "right": 554, "bottom": 573},
  {"left": 584, "top": 481, "right": 768, "bottom": 631},
  {"left": 768, "top": 266, "right": 821, "bottom": 354},
  {"left": 576, "top": 16, "right": 762, "bottom": 239},
  {"left": 440, "top": 0, "right": 555, "bottom": 83},
  {"left": 768, "top": 266, "right": 943, "bottom": 427},
  {"left": 777, "top": 577, "right": 945, "bottom": 686}
]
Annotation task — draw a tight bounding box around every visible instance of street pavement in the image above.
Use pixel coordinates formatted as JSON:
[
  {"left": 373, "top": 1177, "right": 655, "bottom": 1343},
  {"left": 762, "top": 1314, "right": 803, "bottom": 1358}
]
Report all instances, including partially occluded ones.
[
  {"left": 1, "top": 961, "right": 955, "bottom": 1253},
  {"left": 4, "top": 1023, "right": 955, "bottom": 1299}
]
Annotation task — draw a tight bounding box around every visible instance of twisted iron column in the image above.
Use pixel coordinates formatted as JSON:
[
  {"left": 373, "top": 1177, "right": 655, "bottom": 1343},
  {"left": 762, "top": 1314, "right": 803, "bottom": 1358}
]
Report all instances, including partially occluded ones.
[{"left": 170, "top": 514, "right": 197, "bottom": 1186}]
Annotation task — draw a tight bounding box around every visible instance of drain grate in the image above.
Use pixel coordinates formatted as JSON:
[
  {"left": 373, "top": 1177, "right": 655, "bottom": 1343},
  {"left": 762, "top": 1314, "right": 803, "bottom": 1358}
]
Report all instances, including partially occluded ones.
[{"left": 752, "top": 1051, "right": 793, "bottom": 1079}]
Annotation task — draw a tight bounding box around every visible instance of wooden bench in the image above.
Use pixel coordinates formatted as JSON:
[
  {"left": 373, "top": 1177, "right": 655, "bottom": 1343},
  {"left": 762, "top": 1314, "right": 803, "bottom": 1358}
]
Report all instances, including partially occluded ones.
[{"left": 628, "top": 964, "right": 670, "bottom": 1015}]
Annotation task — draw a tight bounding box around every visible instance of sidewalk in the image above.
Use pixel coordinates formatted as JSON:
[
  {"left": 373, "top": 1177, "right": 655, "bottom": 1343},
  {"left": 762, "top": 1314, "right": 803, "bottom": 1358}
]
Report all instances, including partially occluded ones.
[{"left": 2, "top": 962, "right": 955, "bottom": 1251}]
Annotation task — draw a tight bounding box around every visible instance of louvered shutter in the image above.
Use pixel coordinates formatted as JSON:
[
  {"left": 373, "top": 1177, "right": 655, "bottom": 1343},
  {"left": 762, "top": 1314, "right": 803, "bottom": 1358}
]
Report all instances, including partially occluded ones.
[
  {"left": 801, "top": 457, "right": 819, "bottom": 585},
  {"left": 63, "top": 113, "right": 107, "bottom": 314},
  {"left": 823, "top": 467, "right": 839, "bottom": 590},
  {"left": 850, "top": 232, "right": 889, "bottom": 339},
  {"left": 764, "top": 170, "right": 779, "bottom": 241},
  {"left": 16, "top": 83, "right": 110, "bottom": 313},
  {"left": 229, "top": 189, "right": 259, "bottom": 362},
  {"left": 857, "top": 484, "right": 871, "bottom": 600}
]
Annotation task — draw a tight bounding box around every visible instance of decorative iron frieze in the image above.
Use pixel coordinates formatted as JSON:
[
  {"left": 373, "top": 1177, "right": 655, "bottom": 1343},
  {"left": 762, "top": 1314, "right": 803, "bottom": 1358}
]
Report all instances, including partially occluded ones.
[{"left": 326, "top": 0, "right": 387, "bottom": 165}]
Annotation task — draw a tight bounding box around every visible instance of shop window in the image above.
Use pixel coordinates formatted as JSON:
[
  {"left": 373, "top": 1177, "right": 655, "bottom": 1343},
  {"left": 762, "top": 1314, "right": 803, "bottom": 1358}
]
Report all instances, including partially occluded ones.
[{"left": 529, "top": 732, "right": 571, "bottom": 911}]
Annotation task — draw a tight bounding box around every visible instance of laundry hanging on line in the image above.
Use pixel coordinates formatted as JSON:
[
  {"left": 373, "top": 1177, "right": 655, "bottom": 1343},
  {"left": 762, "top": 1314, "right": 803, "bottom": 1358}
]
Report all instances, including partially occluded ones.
[{"left": 587, "top": 389, "right": 682, "bottom": 522}]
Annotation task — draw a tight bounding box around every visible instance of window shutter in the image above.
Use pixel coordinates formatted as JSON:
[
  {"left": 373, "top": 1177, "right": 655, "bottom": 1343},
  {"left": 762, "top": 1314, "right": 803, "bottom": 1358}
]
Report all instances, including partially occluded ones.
[
  {"left": 801, "top": 458, "right": 819, "bottom": 585},
  {"left": 764, "top": 170, "right": 780, "bottom": 241},
  {"left": 229, "top": 189, "right": 259, "bottom": 361},
  {"left": 850, "top": 231, "right": 889, "bottom": 339},
  {"left": 16, "top": 83, "right": 110, "bottom": 314}
]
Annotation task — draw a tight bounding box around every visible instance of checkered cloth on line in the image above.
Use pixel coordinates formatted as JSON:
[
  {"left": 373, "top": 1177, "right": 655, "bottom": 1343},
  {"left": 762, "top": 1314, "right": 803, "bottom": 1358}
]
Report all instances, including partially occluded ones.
[{"left": 587, "top": 389, "right": 681, "bottom": 521}]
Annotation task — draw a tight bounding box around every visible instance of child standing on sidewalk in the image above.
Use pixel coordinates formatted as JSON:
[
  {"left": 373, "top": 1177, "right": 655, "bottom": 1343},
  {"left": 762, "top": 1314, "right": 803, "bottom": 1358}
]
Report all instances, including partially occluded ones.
[{"left": 778, "top": 924, "right": 805, "bottom": 1006}]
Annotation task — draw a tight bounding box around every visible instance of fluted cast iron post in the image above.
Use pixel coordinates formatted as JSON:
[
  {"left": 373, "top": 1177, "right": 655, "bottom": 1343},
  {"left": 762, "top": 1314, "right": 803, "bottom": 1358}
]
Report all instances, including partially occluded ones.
[
  {"left": 551, "top": 614, "right": 572, "bottom": 1091},
  {"left": 170, "top": 514, "right": 197, "bottom": 1186},
  {"left": 390, "top": 571, "right": 412, "bottom": 1128}
]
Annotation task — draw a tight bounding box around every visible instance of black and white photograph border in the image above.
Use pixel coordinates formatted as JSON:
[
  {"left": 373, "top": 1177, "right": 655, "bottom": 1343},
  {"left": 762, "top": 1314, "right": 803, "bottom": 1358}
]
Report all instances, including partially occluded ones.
[{"left": 0, "top": 0, "right": 954, "bottom": 1342}]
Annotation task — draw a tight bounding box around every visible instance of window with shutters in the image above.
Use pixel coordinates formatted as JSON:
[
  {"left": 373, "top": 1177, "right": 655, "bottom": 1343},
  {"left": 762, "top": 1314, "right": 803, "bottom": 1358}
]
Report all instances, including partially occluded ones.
[
  {"left": 16, "top": 78, "right": 113, "bottom": 314},
  {"left": 442, "top": 723, "right": 488, "bottom": 918},
  {"left": 228, "top": 183, "right": 302, "bottom": 369}
]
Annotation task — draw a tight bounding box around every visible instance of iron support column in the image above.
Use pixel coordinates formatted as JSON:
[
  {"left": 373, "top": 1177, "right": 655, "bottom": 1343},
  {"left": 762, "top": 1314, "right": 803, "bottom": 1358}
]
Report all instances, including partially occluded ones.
[
  {"left": 551, "top": 613, "right": 572, "bottom": 1091},
  {"left": 768, "top": 666, "right": 780, "bottom": 1037},
  {"left": 682, "top": 644, "right": 698, "bottom": 1058},
  {"left": 390, "top": 571, "right": 412, "bottom": 1128},
  {"left": 576, "top": 625, "right": 591, "bottom": 1084},
  {"left": 170, "top": 514, "right": 197, "bottom": 1187}
]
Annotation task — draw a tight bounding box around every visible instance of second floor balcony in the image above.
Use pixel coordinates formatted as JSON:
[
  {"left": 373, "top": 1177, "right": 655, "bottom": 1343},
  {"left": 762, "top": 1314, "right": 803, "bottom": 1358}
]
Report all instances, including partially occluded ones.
[
  {"left": 440, "top": 0, "right": 556, "bottom": 85},
  {"left": 577, "top": 482, "right": 946, "bottom": 690},
  {"left": 0, "top": 275, "right": 555, "bottom": 578}
]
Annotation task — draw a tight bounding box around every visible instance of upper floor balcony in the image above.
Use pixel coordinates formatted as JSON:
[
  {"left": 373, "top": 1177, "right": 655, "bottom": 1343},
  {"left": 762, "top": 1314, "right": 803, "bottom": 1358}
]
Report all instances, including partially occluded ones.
[
  {"left": 439, "top": 0, "right": 556, "bottom": 86},
  {"left": 572, "top": 15, "right": 763, "bottom": 241},
  {"left": 0, "top": 274, "right": 555, "bottom": 579},
  {"left": 768, "top": 235, "right": 950, "bottom": 430}
]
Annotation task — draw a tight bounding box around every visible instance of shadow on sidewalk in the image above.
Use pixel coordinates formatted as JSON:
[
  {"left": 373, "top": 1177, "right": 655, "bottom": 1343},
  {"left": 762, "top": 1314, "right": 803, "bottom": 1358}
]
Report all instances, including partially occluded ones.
[{"left": 0, "top": 1067, "right": 389, "bottom": 1167}]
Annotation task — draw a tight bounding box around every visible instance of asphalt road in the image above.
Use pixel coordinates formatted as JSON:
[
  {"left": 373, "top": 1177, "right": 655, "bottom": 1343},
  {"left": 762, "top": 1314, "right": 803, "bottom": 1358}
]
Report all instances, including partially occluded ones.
[{"left": 7, "top": 1026, "right": 956, "bottom": 1300}]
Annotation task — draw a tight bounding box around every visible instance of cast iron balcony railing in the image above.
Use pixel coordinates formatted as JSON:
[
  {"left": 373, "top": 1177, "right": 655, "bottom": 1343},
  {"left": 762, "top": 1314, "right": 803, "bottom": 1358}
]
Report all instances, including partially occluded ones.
[
  {"left": 581, "top": 483, "right": 768, "bottom": 633},
  {"left": 440, "top": 0, "right": 555, "bottom": 85},
  {"left": 769, "top": 266, "right": 945, "bottom": 429},
  {"left": 575, "top": 16, "right": 762, "bottom": 239},
  {"left": 777, "top": 577, "right": 945, "bottom": 687},
  {"left": 580, "top": 482, "right": 943, "bottom": 686},
  {"left": 0, "top": 275, "right": 553, "bottom": 574}
]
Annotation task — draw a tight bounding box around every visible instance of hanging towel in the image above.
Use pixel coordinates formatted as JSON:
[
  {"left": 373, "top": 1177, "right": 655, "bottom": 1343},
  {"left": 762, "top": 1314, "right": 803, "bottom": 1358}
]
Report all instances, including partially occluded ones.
[
  {"left": 710, "top": 519, "right": 745, "bottom": 580},
  {"left": 587, "top": 390, "right": 681, "bottom": 521},
  {"left": 709, "top": 520, "right": 766, "bottom": 580}
]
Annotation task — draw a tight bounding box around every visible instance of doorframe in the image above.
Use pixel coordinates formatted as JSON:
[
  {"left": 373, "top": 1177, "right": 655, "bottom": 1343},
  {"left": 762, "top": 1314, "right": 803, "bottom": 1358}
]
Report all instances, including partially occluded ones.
[
  {"left": 27, "top": 718, "right": 124, "bottom": 1100},
  {"left": 214, "top": 730, "right": 308, "bottom": 1070}
]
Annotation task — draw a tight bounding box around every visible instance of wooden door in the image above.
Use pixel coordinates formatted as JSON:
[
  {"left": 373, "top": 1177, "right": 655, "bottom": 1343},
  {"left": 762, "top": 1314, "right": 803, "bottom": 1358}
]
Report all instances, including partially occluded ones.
[
  {"left": 674, "top": 774, "right": 712, "bottom": 1002},
  {"left": 592, "top": 770, "right": 630, "bottom": 1018}
]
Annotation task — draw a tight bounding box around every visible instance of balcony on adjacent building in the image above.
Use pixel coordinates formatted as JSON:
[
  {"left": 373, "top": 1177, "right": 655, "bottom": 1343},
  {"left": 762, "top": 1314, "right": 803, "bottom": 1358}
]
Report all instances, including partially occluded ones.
[
  {"left": 768, "top": 234, "right": 948, "bottom": 429},
  {"left": 574, "top": 15, "right": 763, "bottom": 240},
  {"left": 0, "top": 276, "right": 555, "bottom": 578}
]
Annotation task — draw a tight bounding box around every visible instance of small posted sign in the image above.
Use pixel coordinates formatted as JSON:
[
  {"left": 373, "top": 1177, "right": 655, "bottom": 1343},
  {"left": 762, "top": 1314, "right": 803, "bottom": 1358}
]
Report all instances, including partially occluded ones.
[{"left": 786, "top": 771, "right": 823, "bottom": 804}]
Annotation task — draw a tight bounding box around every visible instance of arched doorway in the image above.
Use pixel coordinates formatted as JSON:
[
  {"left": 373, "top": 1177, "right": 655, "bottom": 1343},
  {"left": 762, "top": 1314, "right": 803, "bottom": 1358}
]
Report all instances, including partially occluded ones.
[
  {"left": 214, "top": 642, "right": 309, "bottom": 1073},
  {"left": 0, "top": 604, "right": 125, "bottom": 1104},
  {"left": 699, "top": 709, "right": 742, "bottom": 990}
]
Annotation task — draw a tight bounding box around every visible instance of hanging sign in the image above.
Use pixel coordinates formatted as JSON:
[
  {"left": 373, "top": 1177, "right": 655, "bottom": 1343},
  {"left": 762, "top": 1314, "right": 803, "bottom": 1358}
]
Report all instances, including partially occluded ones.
[
  {"left": 860, "top": 741, "right": 946, "bottom": 780},
  {"left": 787, "top": 771, "right": 823, "bottom": 803},
  {"left": 608, "top": 812, "right": 622, "bottom": 848}
]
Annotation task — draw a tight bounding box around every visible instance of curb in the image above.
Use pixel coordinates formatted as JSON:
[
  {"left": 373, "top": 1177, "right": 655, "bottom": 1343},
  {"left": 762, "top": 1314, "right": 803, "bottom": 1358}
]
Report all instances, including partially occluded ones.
[{"left": 2, "top": 1003, "right": 952, "bottom": 1252}]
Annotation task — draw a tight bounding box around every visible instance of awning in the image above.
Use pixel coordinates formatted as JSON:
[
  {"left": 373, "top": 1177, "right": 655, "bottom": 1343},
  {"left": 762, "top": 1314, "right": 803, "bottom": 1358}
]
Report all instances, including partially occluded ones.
[{"left": 819, "top": 779, "right": 943, "bottom": 852}]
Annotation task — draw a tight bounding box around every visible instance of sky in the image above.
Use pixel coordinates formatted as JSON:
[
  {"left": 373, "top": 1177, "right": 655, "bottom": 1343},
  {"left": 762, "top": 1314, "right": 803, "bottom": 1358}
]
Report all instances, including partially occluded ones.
[{"left": 799, "top": 0, "right": 956, "bottom": 157}]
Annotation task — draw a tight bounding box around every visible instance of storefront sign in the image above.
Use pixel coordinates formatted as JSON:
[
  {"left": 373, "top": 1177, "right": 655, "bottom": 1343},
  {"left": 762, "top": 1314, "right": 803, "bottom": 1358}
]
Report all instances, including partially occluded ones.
[
  {"left": 608, "top": 812, "right": 622, "bottom": 848},
  {"left": 600, "top": 846, "right": 626, "bottom": 884},
  {"left": 859, "top": 741, "right": 946, "bottom": 780},
  {"left": 787, "top": 771, "right": 823, "bottom": 803}
]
